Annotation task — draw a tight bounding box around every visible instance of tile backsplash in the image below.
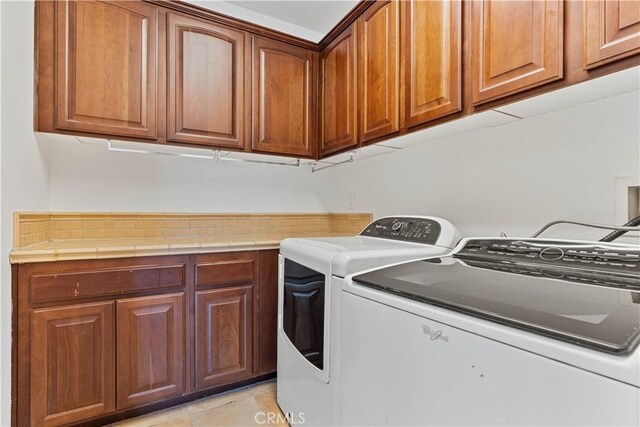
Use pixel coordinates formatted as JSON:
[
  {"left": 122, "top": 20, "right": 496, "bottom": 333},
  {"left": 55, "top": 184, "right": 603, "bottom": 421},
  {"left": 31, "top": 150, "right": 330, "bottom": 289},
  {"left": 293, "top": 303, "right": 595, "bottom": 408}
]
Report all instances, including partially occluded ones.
[{"left": 14, "top": 212, "right": 372, "bottom": 248}]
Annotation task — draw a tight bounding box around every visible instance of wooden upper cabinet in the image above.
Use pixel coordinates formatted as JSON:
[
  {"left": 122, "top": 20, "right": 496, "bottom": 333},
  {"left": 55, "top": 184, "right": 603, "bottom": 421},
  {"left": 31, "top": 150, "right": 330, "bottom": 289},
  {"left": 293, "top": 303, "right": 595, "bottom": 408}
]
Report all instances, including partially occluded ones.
[
  {"left": 168, "top": 13, "right": 247, "bottom": 148},
  {"left": 116, "top": 293, "right": 185, "bottom": 409},
  {"left": 53, "top": 0, "right": 158, "bottom": 139},
  {"left": 358, "top": 0, "right": 401, "bottom": 143},
  {"left": 251, "top": 36, "right": 316, "bottom": 157},
  {"left": 584, "top": 0, "right": 640, "bottom": 68},
  {"left": 470, "top": 0, "right": 563, "bottom": 105},
  {"left": 30, "top": 302, "right": 115, "bottom": 427},
  {"left": 320, "top": 25, "right": 358, "bottom": 156},
  {"left": 404, "top": 0, "right": 461, "bottom": 127}
]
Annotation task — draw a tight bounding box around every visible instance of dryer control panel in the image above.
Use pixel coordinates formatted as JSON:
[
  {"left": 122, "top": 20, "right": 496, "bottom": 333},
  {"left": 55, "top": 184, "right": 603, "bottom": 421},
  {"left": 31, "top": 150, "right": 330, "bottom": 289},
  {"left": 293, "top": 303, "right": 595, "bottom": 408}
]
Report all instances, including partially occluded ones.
[{"left": 360, "top": 217, "right": 442, "bottom": 245}]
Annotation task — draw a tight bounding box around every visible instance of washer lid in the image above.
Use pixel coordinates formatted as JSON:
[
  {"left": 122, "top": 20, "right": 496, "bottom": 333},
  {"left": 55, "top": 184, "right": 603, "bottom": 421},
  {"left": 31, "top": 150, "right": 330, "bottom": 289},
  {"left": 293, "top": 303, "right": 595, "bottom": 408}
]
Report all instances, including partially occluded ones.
[{"left": 352, "top": 256, "right": 640, "bottom": 354}]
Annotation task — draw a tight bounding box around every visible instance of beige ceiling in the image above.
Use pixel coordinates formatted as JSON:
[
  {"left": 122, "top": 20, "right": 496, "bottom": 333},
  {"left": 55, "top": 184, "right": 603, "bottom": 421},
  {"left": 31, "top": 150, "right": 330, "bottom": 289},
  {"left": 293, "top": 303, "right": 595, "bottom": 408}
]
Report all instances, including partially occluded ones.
[
  {"left": 186, "top": 0, "right": 360, "bottom": 39},
  {"left": 225, "top": 1, "right": 359, "bottom": 34}
]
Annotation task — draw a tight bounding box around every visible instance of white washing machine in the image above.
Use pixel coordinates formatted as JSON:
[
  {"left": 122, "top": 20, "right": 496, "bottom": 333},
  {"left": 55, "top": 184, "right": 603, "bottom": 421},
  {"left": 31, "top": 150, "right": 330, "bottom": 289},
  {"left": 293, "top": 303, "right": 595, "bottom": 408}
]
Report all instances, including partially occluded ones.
[
  {"left": 342, "top": 236, "right": 640, "bottom": 426},
  {"left": 276, "top": 216, "right": 461, "bottom": 426}
]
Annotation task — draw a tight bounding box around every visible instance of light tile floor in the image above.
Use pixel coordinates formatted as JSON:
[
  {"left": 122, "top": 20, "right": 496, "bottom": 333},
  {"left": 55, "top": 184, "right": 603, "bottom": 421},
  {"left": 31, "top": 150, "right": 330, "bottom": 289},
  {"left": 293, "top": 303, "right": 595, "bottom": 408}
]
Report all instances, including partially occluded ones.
[{"left": 111, "top": 380, "right": 287, "bottom": 427}]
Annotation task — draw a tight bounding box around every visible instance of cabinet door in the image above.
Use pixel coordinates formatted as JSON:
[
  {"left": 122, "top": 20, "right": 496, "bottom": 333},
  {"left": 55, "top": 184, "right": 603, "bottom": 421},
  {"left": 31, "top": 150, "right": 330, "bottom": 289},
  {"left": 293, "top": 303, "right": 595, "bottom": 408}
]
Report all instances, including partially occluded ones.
[
  {"left": 404, "top": 0, "right": 461, "bottom": 127},
  {"left": 31, "top": 302, "right": 115, "bottom": 427},
  {"left": 358, "top": 0, "right": 401, "bottom": 143},
  {"left": 116, "top": 293, "right": 185, "bottom": 409},
  {"left": 470, "top": 0, "right": 563, "bottom": 105},
  {"left": 251, "top": 36, "right": 316, "bottom": 157},
  {"left": 196, "top": 286, "right": 253, "bottom": 389},
  {"left": 256, "top": 250, "right": 278, "bottom": 375},
  {"left": 54, "top": 0, "right": 158, "bottom": 138},
  {"left": 320, "top": 25, "right": 358, "bottom": 156},
  {"left": 168, "top": 14, "right": 247, "bottom": 148},
  {"left": 584, "top": 0, "right": 640, "bottom": 68}
]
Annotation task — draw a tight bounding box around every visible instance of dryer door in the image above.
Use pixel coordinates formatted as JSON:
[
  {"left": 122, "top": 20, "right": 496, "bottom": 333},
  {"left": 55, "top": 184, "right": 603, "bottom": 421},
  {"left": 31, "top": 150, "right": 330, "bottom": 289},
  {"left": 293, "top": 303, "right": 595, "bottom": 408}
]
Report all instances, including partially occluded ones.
[{"left": 282, "top": 258, "right": 326, "bottom": 370}]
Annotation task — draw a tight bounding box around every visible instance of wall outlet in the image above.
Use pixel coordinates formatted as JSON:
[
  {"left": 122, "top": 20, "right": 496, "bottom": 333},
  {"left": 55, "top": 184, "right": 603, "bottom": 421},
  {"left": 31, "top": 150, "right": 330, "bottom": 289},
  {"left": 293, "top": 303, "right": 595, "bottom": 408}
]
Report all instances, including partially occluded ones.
[
  {"left": 629, "top": 186, "right": 640, "bottom": 219},
  {"left": 348, "top": 193, "right": 356, "bottom": 210},
  {"left": 615, "top": 176, "right": 640, "bottom": 224}
]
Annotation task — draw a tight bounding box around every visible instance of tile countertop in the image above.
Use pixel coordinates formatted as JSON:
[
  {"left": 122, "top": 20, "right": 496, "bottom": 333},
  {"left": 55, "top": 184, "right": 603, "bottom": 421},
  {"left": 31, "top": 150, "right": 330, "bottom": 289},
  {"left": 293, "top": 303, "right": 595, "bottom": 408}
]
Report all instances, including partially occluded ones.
[
  {"left": 9, "top": 233, "right": 353, "bottom": 264},
  {"left": 11, "top": 212, "right": 373, "bottom": 264}
]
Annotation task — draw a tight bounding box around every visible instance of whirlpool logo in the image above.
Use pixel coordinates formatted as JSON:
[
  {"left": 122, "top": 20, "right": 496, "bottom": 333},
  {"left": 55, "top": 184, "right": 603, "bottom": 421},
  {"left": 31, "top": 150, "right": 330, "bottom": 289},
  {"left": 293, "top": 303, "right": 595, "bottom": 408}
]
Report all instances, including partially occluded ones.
[{"left": 422, "top": 325, "right": 449, "bottom": 342}]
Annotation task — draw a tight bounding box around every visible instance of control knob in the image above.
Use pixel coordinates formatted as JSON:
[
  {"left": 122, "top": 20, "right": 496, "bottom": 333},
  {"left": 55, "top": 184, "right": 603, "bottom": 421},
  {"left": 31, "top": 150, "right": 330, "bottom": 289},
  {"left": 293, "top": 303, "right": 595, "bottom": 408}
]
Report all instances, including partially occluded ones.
[
  {"left": 540, "top": 247, "right": 564, "bottom": 261},
  {"left": 392, "top": 222, "right": 406, "bottom": 232}
]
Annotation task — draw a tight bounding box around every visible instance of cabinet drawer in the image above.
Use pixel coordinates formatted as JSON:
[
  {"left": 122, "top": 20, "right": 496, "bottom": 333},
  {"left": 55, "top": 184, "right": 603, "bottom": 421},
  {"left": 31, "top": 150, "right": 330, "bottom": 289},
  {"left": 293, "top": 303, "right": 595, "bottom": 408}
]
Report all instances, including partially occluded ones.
[
  {"left": 30, "top": 264, "right": 186, "bottom": 304},
  {"left": 195, "top": 252, "right": 255, "bottom": 288}
]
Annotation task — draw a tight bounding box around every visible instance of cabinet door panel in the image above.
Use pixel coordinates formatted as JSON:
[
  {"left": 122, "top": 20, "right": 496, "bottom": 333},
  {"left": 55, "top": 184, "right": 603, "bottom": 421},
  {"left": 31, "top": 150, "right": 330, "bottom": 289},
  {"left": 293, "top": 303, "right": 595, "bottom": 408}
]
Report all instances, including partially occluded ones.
[
  {"left": 54, "top": 0, "right": 158, "bottom": 138},
  {"left": 168, "top": 14, "right": 246, "bottom": 147},
  {"left": 196, "top": 286, "right": 253, "bottom": 389},
  {"left": 405, "top": 0, "right": 461, "bottom": 126},
  {"left": 116, "top": 293, "right": 185, "bottom": 409},
  {"left": 358, "top": 0, "right": 400, "bottom": 143},
  {"left": 31, "top": 302, "right": 115, "bottom": 427},
  {"left": 584, "top": 0, "right": 640, "bottom": 68},
  {"left": 252, "top": 36, "right": 316, "bottom": 157},
  {"left": 256, "top": 250, "right": 278, "bottom": 374},
  {"left": 471, "top": 0, "right": 563, "bottom": 104},
  {"left": 320, "top": 25, "right": 358, "bottom": 156}
]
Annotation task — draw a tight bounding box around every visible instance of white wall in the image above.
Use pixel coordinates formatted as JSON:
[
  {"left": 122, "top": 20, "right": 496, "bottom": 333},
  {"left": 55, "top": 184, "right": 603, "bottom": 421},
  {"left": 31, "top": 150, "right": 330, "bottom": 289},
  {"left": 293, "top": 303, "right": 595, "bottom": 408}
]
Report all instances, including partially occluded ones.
[
  {"left": 1, "top": 0, "right": 639, "bottom": 424},
  {"left": 0, "top": 5, "right": 3, "bottom": 423},
  {"left": 0, "top": 1, "right": 51, "bottom": 425},
  {"left": 46, "top": 138, "right": 332, "bottom": 213},
  {"left": 330, "top": 90, "right": 640, "bottom": 242}
]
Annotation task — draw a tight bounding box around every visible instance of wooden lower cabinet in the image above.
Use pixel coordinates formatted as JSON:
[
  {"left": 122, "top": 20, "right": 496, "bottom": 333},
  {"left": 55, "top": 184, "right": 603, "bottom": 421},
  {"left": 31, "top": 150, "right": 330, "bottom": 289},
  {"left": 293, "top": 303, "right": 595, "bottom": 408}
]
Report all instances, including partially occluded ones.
[
  {"left": 256, "top": 250, "right": 278, "bottom": 374},
  {"left": 195, "top": 286, "right": 254, "bottom": 389},
  {"left": 30, "top": 302, "right": 116, "bottom": 427},
  {"left": 116, "top": 293, "right": 186, "bottom": 409},
  {"left": 16, "top": 251, "right": 277, "bottom": 426}
]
